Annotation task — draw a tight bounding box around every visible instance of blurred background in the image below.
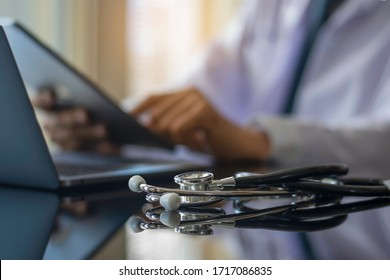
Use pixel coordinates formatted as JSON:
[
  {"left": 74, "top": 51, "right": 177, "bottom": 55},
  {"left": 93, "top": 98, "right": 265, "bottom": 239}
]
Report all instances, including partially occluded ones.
[
  {"left": 0, "top": 0, "right": 244, "bottom": 259},
  {"left": 0, "top": 0, "right": 243, "bottom": 103}
]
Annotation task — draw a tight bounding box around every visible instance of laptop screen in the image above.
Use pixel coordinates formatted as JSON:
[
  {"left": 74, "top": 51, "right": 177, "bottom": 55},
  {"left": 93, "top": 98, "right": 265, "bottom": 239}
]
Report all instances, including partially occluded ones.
[{"left": 0, "top": 26, "right": 59, "bottom": 189}]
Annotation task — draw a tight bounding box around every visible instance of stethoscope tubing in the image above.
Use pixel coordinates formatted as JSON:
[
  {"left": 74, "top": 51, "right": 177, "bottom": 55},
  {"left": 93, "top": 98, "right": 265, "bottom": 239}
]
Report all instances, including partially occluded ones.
[
  {"left": 128, "top": 164, "right": 390, "bottom": 235},
  {"left": 141, "top": 183, "right": 297, "bottom": 197},
  {"left": 233, "top": 164, "right": 349, "bottom": 187},
  {"left": 283, "top": 181, "right": 389, "bottom": 196},
  {"left": 132, "top": 196, "right": 390, "bottom": 233},
  {"left": 141, "top": 181, "right": 389, "bottom": 198},
  {"left": 282, "top": 197, "right": 390, "bottom": 218},
  {"left": 234, "top": 197, "right": 390, "bottom": 220},
  {"left": 146, "top": 198, "right": 315, "bottom": 228},
  {"left": 235, "top": 214, "right": 348, "bottom": 232}
]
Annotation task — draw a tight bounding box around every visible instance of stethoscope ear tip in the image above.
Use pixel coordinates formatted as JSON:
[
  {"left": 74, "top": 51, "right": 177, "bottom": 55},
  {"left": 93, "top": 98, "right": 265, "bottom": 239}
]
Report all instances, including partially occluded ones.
[
  {"left": 128, "top": 175, "right": 146, "bottom": 192},
  {"left": 160, "top": 210, "right": 181, "bottom": 228},
  {"left": 128, "top": 215, "right": 145, "bottom": 233},
  {"left": 160, "top": 193, "right": 181, "bottom": 211}
]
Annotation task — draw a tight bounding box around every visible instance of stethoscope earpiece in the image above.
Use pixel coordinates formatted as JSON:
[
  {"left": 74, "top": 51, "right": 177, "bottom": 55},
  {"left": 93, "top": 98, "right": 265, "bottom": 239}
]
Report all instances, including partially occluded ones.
[
  {"left": 159, "top": 210, "right": 181, "bottom": 227},
  {"left": 160, "top": 193, "right": 181, "bottom": 211},
  {"left": 128, "top": 215, "right": 145, "bottom": 233},
  {"left": 128, "top": 175, "right": 146, "bottom": 193}
]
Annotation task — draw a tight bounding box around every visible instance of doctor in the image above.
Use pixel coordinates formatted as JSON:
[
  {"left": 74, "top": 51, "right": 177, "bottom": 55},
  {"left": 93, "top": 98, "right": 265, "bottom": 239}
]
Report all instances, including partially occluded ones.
[
  {"left": 34, "top": 0, "right": 390, "bottom": 258},
  {"left": 131, "top": 0, "right": 390, "bottom": 177}
]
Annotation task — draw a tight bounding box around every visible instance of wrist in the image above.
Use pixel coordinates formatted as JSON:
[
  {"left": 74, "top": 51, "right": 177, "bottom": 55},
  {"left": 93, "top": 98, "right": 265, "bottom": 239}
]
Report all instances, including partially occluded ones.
[
  {"left": 235, "top": 128, "right": 270, "bottom": 161},
  {"left": 209, "top": 115, "right": 270, "bottom": 161}
]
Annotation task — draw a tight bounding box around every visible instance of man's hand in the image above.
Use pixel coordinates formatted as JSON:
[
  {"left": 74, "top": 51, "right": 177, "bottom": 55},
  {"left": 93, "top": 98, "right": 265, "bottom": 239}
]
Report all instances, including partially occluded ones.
[
  {"left": 32, "top": 89, "right": 116, "bottom": 154},
  {"left": 132, "top": 88, "right": 270, "bottom": 161}
]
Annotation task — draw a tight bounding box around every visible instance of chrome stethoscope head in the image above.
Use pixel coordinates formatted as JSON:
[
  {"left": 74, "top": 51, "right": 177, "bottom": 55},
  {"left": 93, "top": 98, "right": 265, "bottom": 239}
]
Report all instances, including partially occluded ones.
[
  {"left": 128, "top": 205, "right": 225, "bottom": 235},
  {"left": 128, "top": 171, "right": 299, "bottom": 211}
]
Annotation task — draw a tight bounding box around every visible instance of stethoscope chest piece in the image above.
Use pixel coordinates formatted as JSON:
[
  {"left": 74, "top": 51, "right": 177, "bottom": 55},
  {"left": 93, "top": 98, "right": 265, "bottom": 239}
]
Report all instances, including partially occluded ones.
[
  {"left": 176, "top": 225, "right": 213, "bottom": 235},
  {"left": 145, "top": 205, "right": 226, "bottom": 236},
  {"left": 174, "top": 171, "right": 223, "bottom": 207},
  {"left": 174, "top": 172, "right": 214, "bottom": 205},
  {"left": 174, "top": 207, "right": 224, "bottom": 235}
]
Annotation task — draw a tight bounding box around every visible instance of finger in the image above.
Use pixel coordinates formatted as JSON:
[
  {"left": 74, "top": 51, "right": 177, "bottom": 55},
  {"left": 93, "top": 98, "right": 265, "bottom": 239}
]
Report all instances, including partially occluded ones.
[
  {"left": 168, "top": 100, "right": 207, "bottom": 144},
  {"left": 48, "top": 126, "right": 81, "bottom": 146},
  {"left": 61, "top": 139, "right": 82, "bottom": 151},
  {"left": 184, "top": 129, "right": 211, "bottom": 152},
  {"left": 75, "top": 124, "right": 108, "bottom": 143},
  {"left": 48, "top": 124, "right": 107, "bottom": 149},
  {"left": 148, "top": 91, "right": 188, "bottom": 124},
  {"left": 95, "top": 141, "right": 119, "bottom": 155},
  {"left": 131, "top": 94, "right": 168, "bottom": 116},
  {"left": 31, "top": 88, "right": 56, "bottom": 109},
  {"left": 49, "top": 129, "right": 86, "bottom": 151},
  {"left": 44, "top": 108, "right": 89, "bottom": 129},
  {"left": 150, "top": 92, "right": 198, "bottom": 135}
]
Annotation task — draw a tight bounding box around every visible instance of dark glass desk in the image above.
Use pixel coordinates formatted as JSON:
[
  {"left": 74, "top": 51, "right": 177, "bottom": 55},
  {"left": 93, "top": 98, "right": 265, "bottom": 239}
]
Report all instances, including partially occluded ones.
[
  {"left": 0, "top": 186, "right": 59, "bottom": 259},
  {"left": 1, "top": 164, "right": 390, "bottom": 260},
  {"left": 0, "top": 183, "right": 159, "bottom": 260}
]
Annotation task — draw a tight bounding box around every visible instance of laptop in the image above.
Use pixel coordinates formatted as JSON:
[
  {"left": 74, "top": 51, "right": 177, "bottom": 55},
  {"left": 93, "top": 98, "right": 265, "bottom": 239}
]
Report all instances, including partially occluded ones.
[{"left": 0, "top": 25, "right": 210, "bottom": 190}]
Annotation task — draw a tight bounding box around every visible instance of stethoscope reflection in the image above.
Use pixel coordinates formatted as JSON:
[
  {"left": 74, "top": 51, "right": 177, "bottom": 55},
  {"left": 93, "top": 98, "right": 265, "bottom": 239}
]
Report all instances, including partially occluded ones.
[{"left": 128, "top": 164, "right": 390, "bottom": 235}]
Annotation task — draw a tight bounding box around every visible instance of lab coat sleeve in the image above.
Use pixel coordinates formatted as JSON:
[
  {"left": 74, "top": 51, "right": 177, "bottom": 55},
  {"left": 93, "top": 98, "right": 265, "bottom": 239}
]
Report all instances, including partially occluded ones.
[
  {"left": 254, "top": 115, "right": 390, "bottom": 177},
  {"left": 253, "top": 49, "right": 390, "bottom": 176},
  {"left": 257, "top": 69, "right": 390, "bottom": 259}
]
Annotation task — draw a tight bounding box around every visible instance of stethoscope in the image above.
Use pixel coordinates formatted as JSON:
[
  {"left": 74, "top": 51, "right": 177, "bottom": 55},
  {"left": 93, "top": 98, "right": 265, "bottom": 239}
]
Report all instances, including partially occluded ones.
[{"left": 127, "top": 164, "right": 390, "bottom": 235}]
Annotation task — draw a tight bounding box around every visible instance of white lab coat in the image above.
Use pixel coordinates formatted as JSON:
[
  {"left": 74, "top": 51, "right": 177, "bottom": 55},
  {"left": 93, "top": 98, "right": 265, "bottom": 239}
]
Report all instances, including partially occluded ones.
[{"left": 184, "top": 0, "right": 390, "bottom": 259}]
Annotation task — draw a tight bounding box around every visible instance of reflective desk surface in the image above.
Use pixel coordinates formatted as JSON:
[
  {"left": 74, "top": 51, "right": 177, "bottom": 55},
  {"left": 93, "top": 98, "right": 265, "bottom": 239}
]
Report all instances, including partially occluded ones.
[{"left": 1, "top": 164, "right": 390, "bottom": 260}]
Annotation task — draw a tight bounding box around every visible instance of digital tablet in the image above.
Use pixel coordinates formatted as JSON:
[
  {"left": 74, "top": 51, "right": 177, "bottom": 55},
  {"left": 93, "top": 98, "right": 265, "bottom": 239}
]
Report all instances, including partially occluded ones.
[{"left": 0, "top": 18, "right": 172, "bottom": 149}]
